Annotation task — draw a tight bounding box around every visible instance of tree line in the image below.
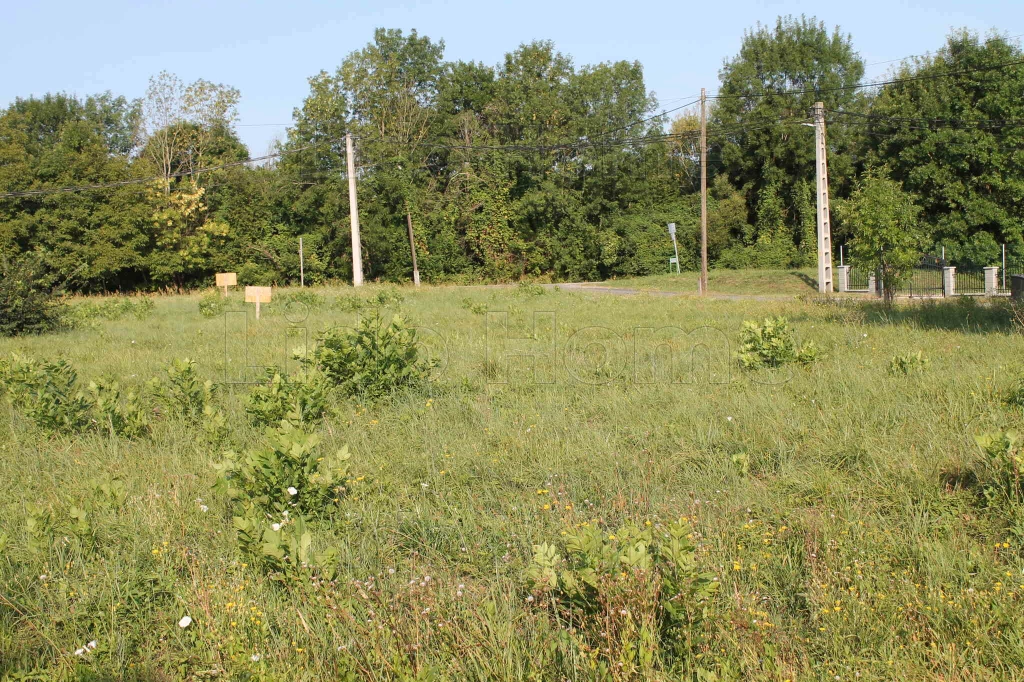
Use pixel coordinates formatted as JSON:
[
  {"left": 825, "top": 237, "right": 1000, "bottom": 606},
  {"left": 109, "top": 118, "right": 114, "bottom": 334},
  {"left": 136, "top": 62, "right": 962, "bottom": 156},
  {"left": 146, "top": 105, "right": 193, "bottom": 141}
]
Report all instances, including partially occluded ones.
[{"left": 1, "top": 17, "right": 1022, "bottom": 292}]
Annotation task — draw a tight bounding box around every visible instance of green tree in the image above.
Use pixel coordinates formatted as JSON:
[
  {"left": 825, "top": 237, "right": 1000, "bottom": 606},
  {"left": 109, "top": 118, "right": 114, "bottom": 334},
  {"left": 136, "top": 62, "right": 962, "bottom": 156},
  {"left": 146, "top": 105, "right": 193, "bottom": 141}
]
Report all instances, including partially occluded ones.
[
  {"left": 713, "top": 16, "right": 865, "bottom": 247},
  {"left": 341, "top": 28, "right": 445, "bottom": 285},
  {"left": 841, "top": 172, "right": 926, "bottom": 304},
  {"left": 865, "top": 31, "right": 1024, "bottom": 259}
]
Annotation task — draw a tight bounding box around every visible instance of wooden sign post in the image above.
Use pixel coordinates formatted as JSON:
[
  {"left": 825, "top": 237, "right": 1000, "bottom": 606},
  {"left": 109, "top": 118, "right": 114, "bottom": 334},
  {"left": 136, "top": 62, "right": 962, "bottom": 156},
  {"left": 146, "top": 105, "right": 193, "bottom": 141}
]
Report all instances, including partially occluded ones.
[
  {"left": 215, "top": 272, "right": 237, "bottom": 297},
  {"left": 244, "top": 286, "right": 272, "bottom": 320}
]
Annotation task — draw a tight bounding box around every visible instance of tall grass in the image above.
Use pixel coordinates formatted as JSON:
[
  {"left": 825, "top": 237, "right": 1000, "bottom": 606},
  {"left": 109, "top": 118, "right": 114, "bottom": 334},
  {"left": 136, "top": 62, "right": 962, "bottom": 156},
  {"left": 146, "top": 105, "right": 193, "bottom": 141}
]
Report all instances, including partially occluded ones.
[{"left": 1, "top": 283, "right": 1022, "bottom": 680}]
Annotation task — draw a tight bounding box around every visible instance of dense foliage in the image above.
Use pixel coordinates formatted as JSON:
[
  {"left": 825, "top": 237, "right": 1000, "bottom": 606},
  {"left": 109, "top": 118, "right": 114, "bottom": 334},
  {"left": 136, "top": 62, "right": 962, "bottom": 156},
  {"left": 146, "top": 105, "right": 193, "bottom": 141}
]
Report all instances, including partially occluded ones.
[{"left": 0, "top": 21, "right": 1021, "bottom": 291}]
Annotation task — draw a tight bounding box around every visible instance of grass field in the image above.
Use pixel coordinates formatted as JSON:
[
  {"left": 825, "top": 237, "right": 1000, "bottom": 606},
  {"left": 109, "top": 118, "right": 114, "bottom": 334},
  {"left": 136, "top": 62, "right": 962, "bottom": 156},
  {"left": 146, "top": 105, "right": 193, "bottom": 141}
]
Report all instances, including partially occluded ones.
[{"left": 2, "top": 282, "right": 1024, "bottom": 680}]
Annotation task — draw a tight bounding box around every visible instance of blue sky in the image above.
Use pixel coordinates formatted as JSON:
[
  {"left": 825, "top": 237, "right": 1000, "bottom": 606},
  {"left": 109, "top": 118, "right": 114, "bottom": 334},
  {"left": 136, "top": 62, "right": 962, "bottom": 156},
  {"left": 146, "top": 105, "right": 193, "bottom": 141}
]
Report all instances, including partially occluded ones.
[{"left": 2, "top": 0, "right": 1020, "bottom": 154}]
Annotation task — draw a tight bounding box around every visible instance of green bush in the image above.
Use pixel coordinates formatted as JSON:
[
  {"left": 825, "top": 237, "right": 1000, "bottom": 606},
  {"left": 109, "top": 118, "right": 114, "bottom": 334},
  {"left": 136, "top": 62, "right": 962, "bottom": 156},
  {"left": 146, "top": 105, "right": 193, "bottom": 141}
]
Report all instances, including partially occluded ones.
[
  {"left": 279, "top": 289, "right": 326, "bottom": 310},
  {"left": 314, "top": 312, "right": 435, "bottom": 400},
  {"left": 246, "top": 370, "right": 330, "bottom": 427},
  {"left": 0, "top": 254, "right": 65, "bottom": 336},
  {"left": 88, "top": 378, "right": 151, "bottom": 438},
  {"left": 0, "top": 355, "right": 93, "bottom": 432},
  {"left": 66, "top": 297, "right": 154, "bottom": 326},
  {"left": 889, "top": 350, "right": 929, "bottom": 375},
  {"left": 198, "top": 291, "right": 226, "bottom": 318},
  {"left": 736, "top": 316, "right": 818, "bottom": 369},
  {"left": 973, "top": 431, "right": 1024, "bottom": 512},
  {"left": 149, "top": 358, "right": 216, "bottom": 420},
  {"left": 527, "top": 518, "right": 719, "bottom": 673},
  {"left": 215, "top": 421, "right": 351, "bottom": 579}
]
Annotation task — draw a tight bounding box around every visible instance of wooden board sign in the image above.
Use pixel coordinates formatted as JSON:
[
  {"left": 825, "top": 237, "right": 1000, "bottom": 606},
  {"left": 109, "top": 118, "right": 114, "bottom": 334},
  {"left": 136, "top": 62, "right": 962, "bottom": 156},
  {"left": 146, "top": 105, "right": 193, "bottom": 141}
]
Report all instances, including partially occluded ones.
[
  {"left": 215, "top": 272, "right": 237, "bottom": 287},
  {"left": 245, "top": 286, "right": 272, "bottom": 303}
]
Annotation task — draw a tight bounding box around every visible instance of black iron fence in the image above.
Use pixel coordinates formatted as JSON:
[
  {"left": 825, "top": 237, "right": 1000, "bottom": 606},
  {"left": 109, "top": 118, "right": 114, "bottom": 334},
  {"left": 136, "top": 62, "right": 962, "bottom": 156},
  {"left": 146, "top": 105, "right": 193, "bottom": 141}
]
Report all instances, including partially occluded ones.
[
  {"left": 891, "top": 256, "right": 945, "bottom": 297},
  {"left": 841, "top": 247, "right": 1024, "bottom": 297}
]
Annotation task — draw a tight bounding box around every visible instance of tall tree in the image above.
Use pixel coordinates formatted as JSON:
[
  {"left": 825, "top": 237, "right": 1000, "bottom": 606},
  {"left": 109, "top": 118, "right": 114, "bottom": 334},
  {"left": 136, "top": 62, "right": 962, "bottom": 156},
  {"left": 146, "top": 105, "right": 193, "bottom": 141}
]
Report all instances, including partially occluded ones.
[
  {"left": 341, "top": 28, "right": 445, "bottom": 285},
  {"left": 140, "top": 71, "right": 241, "bottom": 191},
  {"left": 865, "top": 31, "right": 1024, "bottom": 263},
  {"left": 713, "top": 16, "right": 865, "bottom": 260}
]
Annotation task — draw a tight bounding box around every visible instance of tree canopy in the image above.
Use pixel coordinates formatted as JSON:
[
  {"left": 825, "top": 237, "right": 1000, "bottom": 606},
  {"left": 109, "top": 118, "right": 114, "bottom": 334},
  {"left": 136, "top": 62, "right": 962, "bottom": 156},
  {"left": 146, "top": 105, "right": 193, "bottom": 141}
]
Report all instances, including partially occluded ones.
[{"left": 0, "top": 21, "right": 1021, "bottom": 291}]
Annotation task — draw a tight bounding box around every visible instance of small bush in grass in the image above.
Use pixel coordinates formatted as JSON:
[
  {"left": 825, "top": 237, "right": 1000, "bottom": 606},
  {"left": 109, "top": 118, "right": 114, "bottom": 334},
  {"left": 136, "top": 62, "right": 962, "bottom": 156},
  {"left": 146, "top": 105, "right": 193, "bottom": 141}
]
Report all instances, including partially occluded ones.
[
  {"left": 198, "top": 291, "right": 226, "bottom": 318},
  {"left": 314, "top": 311, "right": 435, "bottom": 400},
  {"left": 0, "top": 355, "right": 93, "bottom": 432},
  {"left": 149, "top": 358, "right": 215, "bottom": 419},
  {"left": 215, "top": 420, "right": 350, "bottom": 579},
  {"left": 973, "top": 431, "right": 1023, "bottom": 512},
  {"left": 0, "top": 254, "right": 65, "bottom": 337},
  {"left": 889, "top": 350, "right": 929, "bottom": 375},
  {"left": 736, "top": 316, "right": 817, "bottom": 369},
  {"left": 0, "top": 355, "right": 151, "bottom": 437},
  {"left": 279, "top": 289, "right": 326, "bottom": 310},
  {"left": 527, "top": 518, "right": 718, "bottom": 673},
  {"left": 88, "top": 378, "right": 150, "bottom": 438},
  {"left": 246, "top": 369, "right": 330, "bottom": 426},
  {"left": 67, "top": 297, "right": 154, "bottom": 326},
  {"left": 461, "top": 297, "right": 487, "bottom": 315}
]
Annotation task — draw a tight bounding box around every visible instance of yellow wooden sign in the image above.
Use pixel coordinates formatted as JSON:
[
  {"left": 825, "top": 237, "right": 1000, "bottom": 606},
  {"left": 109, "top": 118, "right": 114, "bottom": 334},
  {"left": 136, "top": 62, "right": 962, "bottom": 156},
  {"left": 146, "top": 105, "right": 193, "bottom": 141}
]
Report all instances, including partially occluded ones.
[
  {"left": 245, "top": 286, "right": 272, "bottom": 319},
  {"left": 245, "top": 286, "right": 272, "bottom": 303},
  {"left": 215, "top": 272, "right": 237, "bottom": 287}
]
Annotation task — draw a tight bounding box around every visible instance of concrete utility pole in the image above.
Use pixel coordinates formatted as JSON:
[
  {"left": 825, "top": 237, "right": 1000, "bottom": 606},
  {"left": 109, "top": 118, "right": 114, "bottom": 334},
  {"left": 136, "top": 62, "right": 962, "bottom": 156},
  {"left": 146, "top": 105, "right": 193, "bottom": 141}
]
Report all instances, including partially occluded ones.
[
  {"left": 699, "top": 87, "right": 708, "bottom": 296},
  {"left": 346, "top": 133, "right": 364, "bottom": 287},
  {"left": 812, "top": 102, "right": 833, "bottom": 294},
  {"left": 299, "top": 237, "right": 304, "bottom": 287},
  {"left": 406, "top": 209, "right": 421, "bottom": 286}
]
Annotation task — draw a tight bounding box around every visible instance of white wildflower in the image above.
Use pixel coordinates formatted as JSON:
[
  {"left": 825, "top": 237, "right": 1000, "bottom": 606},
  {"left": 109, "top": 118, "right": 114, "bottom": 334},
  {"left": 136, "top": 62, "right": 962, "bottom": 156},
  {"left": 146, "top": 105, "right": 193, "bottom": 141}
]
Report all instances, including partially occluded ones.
[
  {"left": 271, "top": 523, "right": 282, "bottom": 531},
  {"left": 178, "top": 615, "right": 192, "bottom": 628},
  {"left": 287, "top": 486, "right": 298, "bottom": 496}
]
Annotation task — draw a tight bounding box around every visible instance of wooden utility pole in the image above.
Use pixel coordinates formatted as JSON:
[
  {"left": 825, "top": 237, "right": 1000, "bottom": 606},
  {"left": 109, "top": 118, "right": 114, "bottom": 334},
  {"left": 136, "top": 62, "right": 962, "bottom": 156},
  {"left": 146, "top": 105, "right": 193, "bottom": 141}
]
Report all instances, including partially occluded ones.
[
  {"left": 345, "top": 133, "right": 364, "bottom": 287},
  {"left": 299, "top": 237, "right": 304, "bottom": 287},
  {"left": 699, "top": 88, "right": 708, "bottom": 296},
  {"left": 812, "top": 102, "right": 833, "bottom": 294},
  {"left": 406, "top": 206, "right": 421, "bottom": 286}
]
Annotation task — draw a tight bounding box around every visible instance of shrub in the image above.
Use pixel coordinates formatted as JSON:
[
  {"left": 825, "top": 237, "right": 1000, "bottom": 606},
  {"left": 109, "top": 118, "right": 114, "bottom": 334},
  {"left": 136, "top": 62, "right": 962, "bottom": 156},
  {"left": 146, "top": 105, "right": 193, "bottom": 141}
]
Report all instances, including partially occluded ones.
[
  {"left": 246, "top": 370, "right": 330, "bottom": 427},
  {"left": 527, "top": 518, "right": 719, "bottom": 673},
  {"left": 373, "top": 287, "right": 404, "bottom": 306},
  {"left": 215, "top": 420, "right": 352, "bottom": 518},
  {"left": 198, "top": 291, "right": 226, "bottom": 318},
  {"left": 889, "top": 350, "right": 929, "bottom": 375},
  {"left": 88, "top": 378, "right": 150, "bottom": 438},
  {"left": 149, "top": 358, "right": 215, "bottom": 420},
  {"left": 973, "top": 432, "right": 1023, "bottom": 512},
  {"left": 0, "top": 254, "right": 65, "bottom": 336},
  {"left": 0, "top": 355, "right": 93, "bottom": 432},
  {"left": 279, "top": 290, "right": 326, "bottom": 310},
  {"left": 314, "top": 312, "right": 435, "bottom": 400},
  {"left": 460, "top": 298, "right": 487, "bottom": 315},
  {"left": 736, "top": 316, "right": 818, "bottom": 369},
  {"left": 215, "top": 421, "right": 351, "bottom": 579},
  {"left": 66, "top": 297, "right": 155, "bottom": 327}
]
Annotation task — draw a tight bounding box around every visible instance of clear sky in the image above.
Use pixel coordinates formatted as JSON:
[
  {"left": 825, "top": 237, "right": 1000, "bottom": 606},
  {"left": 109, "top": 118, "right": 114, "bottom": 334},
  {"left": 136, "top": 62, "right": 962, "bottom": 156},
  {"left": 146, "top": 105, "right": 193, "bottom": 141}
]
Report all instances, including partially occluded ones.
[{"left": 2, "top": 0, "right": 1020, "bottom": 155}]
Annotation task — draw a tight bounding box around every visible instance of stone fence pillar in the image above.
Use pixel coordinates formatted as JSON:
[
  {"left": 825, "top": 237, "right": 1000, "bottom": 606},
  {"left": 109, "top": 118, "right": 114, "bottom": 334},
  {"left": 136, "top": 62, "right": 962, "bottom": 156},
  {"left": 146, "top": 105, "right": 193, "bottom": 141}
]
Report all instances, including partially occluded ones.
[
  {"left": 984, "top": 266, "right": 999, "bottom": 296},
  {"left": 942, "top": 267, "right": 956, "bottom": 297},
  {"left": 868, "top": 272, "right": 878, "bottom": 297},
  {"left": 835, "top": 265, "right": 850, "bottom": 293}
]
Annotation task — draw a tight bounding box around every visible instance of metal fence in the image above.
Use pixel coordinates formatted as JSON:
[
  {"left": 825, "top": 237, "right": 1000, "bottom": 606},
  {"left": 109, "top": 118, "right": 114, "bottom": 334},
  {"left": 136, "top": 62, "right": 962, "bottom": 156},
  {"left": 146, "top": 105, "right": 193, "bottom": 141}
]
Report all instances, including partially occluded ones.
[
  {"left": 891, "top": 258, "right": 945, "bottom": 297},
  {"left": 847, "top": 266, "right": 870, "bottom": 291},
  {"left": 841, "top": 246, "right": 1024, "bottom": 298},
  {"left": 955, "top": 265, "right": 986, "bottom": 295}
]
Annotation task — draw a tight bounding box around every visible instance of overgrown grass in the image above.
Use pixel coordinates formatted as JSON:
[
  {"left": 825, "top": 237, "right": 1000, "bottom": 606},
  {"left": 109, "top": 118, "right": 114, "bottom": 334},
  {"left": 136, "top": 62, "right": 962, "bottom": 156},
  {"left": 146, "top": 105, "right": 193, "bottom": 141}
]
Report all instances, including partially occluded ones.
[{"left": 1, "top": 284, "right": 1023, "bottom": 680}]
